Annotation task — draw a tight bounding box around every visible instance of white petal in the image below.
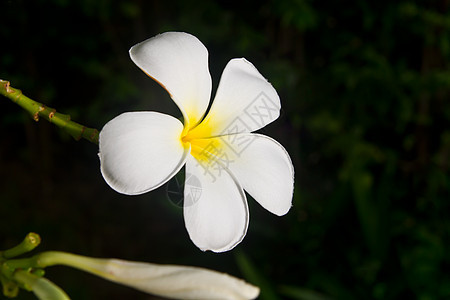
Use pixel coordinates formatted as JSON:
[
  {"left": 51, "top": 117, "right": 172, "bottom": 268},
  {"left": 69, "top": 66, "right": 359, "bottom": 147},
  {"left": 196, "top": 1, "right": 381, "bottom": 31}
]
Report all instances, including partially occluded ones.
[
  {"left": 187, "top": 58, "right": 280, "bottom": 139},
  {"left": 190, "top": 134, "right": 294, "bottom": 216},
  {"left": 99, "top": 112, "right": 189, "bottom": 195},
  {"left": 129, "top": 32, "right": 211, "bottom": 128},
  {"left": 183, "top": 155, "right": 248, "bottom": 252},
  {"left": 224, "top": 134, "right": 294, "bottom": 216}
]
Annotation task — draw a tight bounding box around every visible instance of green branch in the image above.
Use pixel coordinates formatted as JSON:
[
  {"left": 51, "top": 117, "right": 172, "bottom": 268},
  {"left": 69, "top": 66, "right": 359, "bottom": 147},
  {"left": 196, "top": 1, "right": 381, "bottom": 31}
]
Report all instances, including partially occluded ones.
[{"left": 0, "top": 79, "right": 99, "bottom": 144}]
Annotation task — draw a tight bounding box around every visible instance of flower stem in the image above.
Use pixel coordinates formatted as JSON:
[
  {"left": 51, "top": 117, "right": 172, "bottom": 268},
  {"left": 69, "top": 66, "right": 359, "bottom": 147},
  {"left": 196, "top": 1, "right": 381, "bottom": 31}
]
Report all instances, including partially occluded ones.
[
  {"left": 34, "top": 251, "right": 103, "bottom": 275},
  {"left": 0, "top": 79, "right": 99, "bottom": 144},
  {"left": 1, "top": 233, "right": 41, "bottom": 259},
  {"left": 31, "top": 251, "right": 122, "bottom": 282}
]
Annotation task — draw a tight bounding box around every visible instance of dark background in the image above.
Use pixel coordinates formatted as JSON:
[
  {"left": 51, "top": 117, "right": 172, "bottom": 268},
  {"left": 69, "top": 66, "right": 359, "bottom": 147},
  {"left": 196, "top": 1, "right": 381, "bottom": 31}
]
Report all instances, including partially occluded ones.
[{"left": 1, "top": 0, "right": 449, "bottom": 299}]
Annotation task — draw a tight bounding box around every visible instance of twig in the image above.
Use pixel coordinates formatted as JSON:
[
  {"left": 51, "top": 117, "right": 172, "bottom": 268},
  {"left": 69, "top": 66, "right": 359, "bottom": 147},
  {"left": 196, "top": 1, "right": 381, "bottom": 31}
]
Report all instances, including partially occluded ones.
[{"left": 0, "top": 80, "right": 99, "bottom": 144}]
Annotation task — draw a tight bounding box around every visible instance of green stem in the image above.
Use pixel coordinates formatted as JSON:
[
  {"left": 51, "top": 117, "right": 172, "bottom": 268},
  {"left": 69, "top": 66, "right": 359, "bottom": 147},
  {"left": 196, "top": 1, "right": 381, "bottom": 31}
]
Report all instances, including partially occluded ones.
[
  {"left": 2, "top": 257, "right": 39, "bottom": 279},
  {"left": 32, "top": 252, "right": 106, "bottom": 277},
  {"left": 2, "top": 233, "right": 41, "bottom": 259},
  {"left": 0, "top": 79, "right": 99, "bottom": 144},
  {"left": 2, "top": 251, "right": 108, "bottom": 279}
]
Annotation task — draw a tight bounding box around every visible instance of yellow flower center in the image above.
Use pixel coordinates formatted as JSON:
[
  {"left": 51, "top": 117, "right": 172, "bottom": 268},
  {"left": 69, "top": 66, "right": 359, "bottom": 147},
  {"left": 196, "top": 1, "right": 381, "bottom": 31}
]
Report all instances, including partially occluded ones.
[{"left": 181, "top": 118, "right": 223, "bottom": 164}]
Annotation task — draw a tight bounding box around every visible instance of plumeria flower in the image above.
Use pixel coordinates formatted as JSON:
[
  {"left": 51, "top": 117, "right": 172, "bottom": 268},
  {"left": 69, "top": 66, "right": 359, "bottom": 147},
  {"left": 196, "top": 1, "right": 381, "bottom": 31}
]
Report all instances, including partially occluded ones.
[{"left": 99, "top": 32, "right": 294, "bottom": 252}]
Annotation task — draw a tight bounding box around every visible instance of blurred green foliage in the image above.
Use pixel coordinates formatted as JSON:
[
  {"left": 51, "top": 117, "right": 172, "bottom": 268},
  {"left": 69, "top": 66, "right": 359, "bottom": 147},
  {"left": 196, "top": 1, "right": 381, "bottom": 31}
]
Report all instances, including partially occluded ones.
[{"left": 0, "top": 0, "right": 449, "bottom": 299}]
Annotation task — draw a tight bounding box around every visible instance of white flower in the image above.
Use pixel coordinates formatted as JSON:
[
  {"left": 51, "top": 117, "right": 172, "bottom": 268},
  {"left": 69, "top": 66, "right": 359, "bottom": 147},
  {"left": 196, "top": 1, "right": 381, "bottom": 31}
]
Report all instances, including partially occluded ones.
[{"left": 99, "top": 32, "right": 294, "bottom": 252}]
